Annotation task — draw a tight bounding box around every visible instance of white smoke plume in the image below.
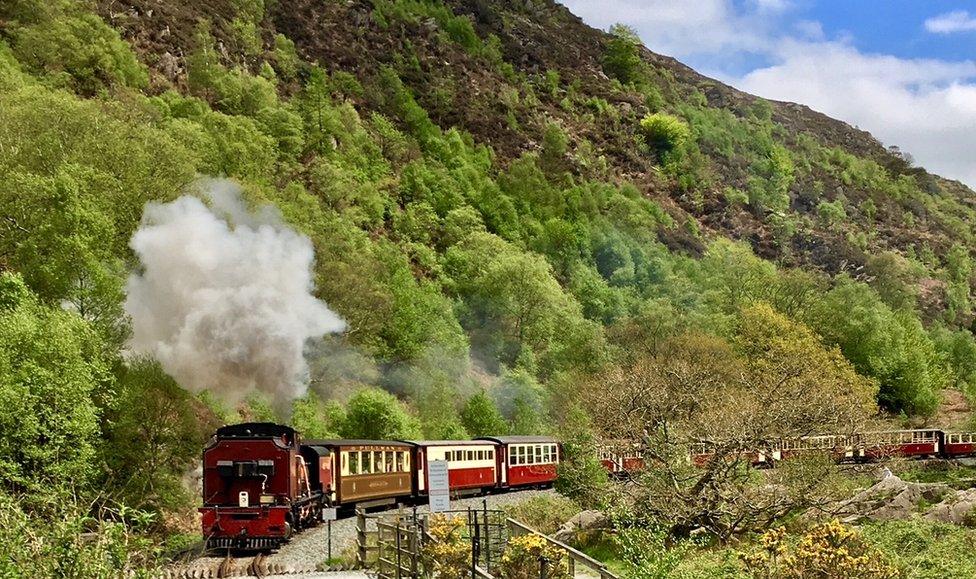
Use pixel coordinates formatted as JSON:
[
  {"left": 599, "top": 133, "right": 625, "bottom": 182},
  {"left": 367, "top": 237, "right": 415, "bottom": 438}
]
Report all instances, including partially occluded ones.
[{"left": 124, "top": 179, "right": 346, "bottom": 404}]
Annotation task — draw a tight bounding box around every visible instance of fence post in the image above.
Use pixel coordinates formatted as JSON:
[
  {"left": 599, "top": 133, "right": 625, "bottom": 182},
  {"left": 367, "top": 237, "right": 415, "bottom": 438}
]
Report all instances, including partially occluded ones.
[
  {"left": 396, "top": 525, "right": 403, "bottom": 579},
  {"left": 539, "top": 556, "right": 550, "bottom": 579},
  {"left": 356, "top": 508, "right": 367, "bottom": 568}
]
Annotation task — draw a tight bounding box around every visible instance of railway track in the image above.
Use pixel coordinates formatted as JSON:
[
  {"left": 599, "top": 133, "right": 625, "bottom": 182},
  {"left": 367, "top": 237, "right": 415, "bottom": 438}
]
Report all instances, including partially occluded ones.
[{"left": 167, "top": 489, "right": 554, "bottom": 578}]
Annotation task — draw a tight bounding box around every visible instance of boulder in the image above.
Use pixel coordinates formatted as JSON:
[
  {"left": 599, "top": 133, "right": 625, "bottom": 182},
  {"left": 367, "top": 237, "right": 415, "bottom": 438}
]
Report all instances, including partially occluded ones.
[
  {"left": 552, "top": 510, "right": 610, "bottom": 542},
  {"left": 924, "top": 488, "right": 976, "bottom": 526}
]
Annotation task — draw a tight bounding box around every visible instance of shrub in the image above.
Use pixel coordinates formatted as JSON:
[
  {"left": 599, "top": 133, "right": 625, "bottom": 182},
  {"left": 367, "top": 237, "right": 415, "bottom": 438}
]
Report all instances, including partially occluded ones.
[
  {"left": 422, "top": 514, "right": 469, "bottom": 577},
  {"left": 11, "top": 10, "right": 147, "bottom": 94},
  {"left": 639, "top": 113, "right": 691, "bottom": 157},
  {"left": 460, "top": 390, "right": 509, "bottom": 437},
  {"left": 341, "top": 387, "right": 421, "bottom": 440},
  {"left": 499, "top": 534, "right": 572, "bottom": 579},
  {"left": 817, "top": 199, "right": 847, "bottom": 226},
  {"left": 503, "top": 495, "right": 581, "bottom": 535},
  {"left": 740, "top": 521, "right": 898, "bottom": 579}
]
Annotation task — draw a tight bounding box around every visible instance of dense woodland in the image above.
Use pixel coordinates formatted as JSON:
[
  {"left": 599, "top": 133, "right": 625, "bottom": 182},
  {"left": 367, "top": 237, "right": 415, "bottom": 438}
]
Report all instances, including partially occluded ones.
[{"left": 3, "top": 0, "right": 976, "bottom": 576}]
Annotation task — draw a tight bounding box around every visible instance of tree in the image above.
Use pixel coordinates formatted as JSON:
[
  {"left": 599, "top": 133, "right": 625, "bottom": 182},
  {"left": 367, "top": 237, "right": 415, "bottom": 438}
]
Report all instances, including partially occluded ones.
[
  {"left": 554, "top": 405, "right": 609, "bottom": 509},
  {"left": 103, "top": 360, "right": 218, "bottom": 511},
  {"left": 291, "top": 391, "right": 344, "bottom": 439},
  {"left": 602, "top": 24, "right": 645, "bottom": 85},
  {"left": 583, "top": 311, "right": 876, "bottom": 538},
  {"left": 341, "top": 388, "right": 421, "bottom": 440},
  {"left": 0, "top": 273, "right": 109, "bottom": 504},
  {"left": 460, "top": 390, "right": 509, "bottom": 437}
]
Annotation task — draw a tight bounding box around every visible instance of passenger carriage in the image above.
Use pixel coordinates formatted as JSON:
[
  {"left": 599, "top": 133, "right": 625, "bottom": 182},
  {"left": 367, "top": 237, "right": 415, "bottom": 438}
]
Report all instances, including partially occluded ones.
[
  {"left": 405, "top": 440, "right": 499, "bottom": 495},
  {"left": 944, "top": 432, "right": 976, "bottom": 457},
  {"left": 305, "top": 439, "right": 414, "bottom": 507},
  {"left": 476, "top": 435, "right": 560, "bottom": 488}
]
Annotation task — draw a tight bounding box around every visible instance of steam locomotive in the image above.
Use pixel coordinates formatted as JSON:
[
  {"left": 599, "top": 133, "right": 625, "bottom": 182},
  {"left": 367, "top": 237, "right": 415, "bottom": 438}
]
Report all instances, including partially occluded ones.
[{"left": 199, "top": 423, "right": 567, "bottom": 550}]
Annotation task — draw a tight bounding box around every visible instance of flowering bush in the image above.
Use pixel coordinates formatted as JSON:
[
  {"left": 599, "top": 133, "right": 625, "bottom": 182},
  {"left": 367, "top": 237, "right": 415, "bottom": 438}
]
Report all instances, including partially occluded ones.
[
  {"left": 740, "top": 520, "right": 898, "bottom": 578},
  {"left": 498, "top": 534, "right": 572, "bottom": 579},
  {"left": 422, "top": 514, "right": 469, "bottom": 577}
]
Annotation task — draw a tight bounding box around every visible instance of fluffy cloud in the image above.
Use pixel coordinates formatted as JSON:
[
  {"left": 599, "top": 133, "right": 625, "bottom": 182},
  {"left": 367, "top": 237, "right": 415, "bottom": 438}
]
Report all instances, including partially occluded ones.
[
  {"left": 734, "top": 41, "right": 976, "bottom": 188},
  {"left": 925, "top": 11, "right": 976, "bottom": 34},
  {"left": 560, "top": 0, "right": 976, "bottom": 188},
  {"left": 560, "top": 0, "right": 776, "bottom": 59}
]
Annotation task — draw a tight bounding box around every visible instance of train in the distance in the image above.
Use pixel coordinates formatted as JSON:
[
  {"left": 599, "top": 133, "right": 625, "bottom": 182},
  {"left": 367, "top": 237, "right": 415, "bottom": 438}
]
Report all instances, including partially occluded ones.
[{"left": 199, "top": 423, "right": 568, "bottom": 550}]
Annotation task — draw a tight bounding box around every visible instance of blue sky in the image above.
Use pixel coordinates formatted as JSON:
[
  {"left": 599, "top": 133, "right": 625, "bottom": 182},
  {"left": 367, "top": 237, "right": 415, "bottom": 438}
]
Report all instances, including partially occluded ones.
[{"left": 560, "top": 1, "right": 976, "bottom": 188}]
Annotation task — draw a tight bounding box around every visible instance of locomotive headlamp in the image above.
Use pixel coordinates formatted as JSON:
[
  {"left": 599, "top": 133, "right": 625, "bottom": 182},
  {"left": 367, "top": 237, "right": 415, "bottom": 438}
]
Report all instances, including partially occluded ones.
[{"left": 238, "top": 491, "right": 249, "bottom": 508}]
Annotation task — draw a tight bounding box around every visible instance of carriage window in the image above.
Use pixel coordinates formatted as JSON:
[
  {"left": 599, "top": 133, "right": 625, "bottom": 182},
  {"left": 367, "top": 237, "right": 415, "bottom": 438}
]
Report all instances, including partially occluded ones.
[
  {"left": 385, "top": 451, "right": 395, "bottom": 473},
  {"left": 396, "top": 451, "right": 405, "bottom": 472},
  {"left": 349, "top": 452, "right": 359, "bottom": 475},
  {"left": 514, "top": 446, "right": 522, "bottom": 465},
  {"left": 535, "top": 445, "right": 543, "bottom": 463},
  {"left": 362, "top": 451, "right": 372, "bottom": 474},
  {"left": 465, "top": 450, "right": 473, "bottom": 461},
  {"left": 374, "top": 451, "right": 383, "bottom": 473},
  {"left": 477, "top": 450, "right": 484, "bottom": 460}
]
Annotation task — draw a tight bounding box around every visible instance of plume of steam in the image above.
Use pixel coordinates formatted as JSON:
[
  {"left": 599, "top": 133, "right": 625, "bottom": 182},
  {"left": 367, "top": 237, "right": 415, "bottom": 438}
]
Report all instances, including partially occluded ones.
[{"left": 124, "top": 180, "right": 346, "bottom": 404}]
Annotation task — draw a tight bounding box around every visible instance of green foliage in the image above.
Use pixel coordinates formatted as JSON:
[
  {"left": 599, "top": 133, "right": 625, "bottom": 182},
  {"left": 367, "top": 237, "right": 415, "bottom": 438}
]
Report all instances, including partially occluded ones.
[
  {"left": 341, "top": 388, "right": 421, "bottom": 440},
  {"left": 460, "top": 390, "right": 509, "bottom": 437},
  {"left": 602, "top": 24, "right": 645, "bottom": 85},
  {"left": 103, "top": 360, "right": 216, "bottom": 511},
  {"left": 639, "top": 113, "right": 691, "bottom": 157},
  {"left": 0, "top": 492, "right": 161, "bottom": 577},
  {"left": 555, "top": 405, "right": 610, "bottom": 508},
  {"left": 860, "top": 520, "right": 976, "bottom": 579},
  {"left": 817, "top": 198, "right": 847, "bottom": 226},
  {"left": 806, "top": 277, "right": 946, "bottom": 416},
  {"left": 0, "top": 277, "right": 109, "bottom": 503},
  {"left": 291, "top": 391, "right": 345, "bottom": 438},
  {"left": 8, "top": 3, "right": 147, "bottom": 95},
  {"left": 503, "top": 494, "right": 582, "bottom": 535}
]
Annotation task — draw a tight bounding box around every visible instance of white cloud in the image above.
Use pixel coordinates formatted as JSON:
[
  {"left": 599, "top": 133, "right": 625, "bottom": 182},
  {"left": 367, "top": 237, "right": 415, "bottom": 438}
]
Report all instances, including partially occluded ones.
[
  {"left": 925, "top": 10, "right": 976, "bottom": 34},
  {"left": 734, "top": 41, "right": 976, "bottom": 188},
  {"left": 560, "top": 0, "right": 773, "bottom": 58}
]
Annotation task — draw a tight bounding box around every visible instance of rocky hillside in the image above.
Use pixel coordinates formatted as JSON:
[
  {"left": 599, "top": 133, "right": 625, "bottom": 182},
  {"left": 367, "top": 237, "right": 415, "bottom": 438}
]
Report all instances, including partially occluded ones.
[{"left": 97, "top": 0, "right": 976, "bottom": 282}]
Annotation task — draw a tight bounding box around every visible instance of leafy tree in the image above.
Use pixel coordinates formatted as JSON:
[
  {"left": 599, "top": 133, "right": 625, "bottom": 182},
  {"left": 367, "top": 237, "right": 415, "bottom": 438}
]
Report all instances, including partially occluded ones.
[
  {"left": 103, "top": 360, "right": 217, "bottom": 511},
  {"left": 291, "top": 391, "right": 345, "bottom": 439},
  {"left": 341, "top": 388, "right": 421, "bottom": 440},
  {"left": 554, "top": 405, "right": 609, "bottom": 508},
  {"left": 10, "top": 5, "right": 147, "bottom": 95},
  {"left": 0, "top": 274, "right": 109, "bottom": 503},
  {"left": 602, "top": 24, "right": 645, "bottom": 84},
  {"left": 460, "top": 390, "right": 509, "bottom": 437}
]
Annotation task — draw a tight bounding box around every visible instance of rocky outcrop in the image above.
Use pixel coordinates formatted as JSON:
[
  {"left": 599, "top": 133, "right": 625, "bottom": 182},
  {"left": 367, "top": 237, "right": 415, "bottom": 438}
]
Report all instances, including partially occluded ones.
[{"left": 829, "top": 473, "right": 976, "bottom": 527}]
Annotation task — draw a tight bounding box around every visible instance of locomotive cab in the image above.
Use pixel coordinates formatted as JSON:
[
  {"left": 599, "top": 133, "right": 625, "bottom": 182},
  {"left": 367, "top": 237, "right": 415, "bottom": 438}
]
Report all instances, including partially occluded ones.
[{"left": 199, "top": 423, "right": 326, "bottom": 550}]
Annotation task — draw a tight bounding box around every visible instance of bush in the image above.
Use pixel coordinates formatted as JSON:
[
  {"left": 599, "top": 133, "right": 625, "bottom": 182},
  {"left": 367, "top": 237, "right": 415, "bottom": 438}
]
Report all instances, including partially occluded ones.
[
  {"left": 639, "top": 113, "right": 691, "bottom": 157},
  {"left": 503, "top": 495, "right": 581, "bottom": 535},
  {"left": 460, "top": 390, "right": 509, "bottom": 437},
  {"left": 11, "top": 9, "right": 147, "bottom": 94},
  {"left": 499, "top": 534, "right": 572, "bottom": 579},
  {"left": 741, "top": 521, "right": 898, "bottom": 579}
]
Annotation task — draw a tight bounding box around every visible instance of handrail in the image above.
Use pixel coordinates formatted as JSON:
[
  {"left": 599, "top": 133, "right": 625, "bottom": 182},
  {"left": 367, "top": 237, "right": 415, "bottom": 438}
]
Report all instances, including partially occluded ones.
[{"left": 506, "top": 518, "right": 620, "bottom": 579}]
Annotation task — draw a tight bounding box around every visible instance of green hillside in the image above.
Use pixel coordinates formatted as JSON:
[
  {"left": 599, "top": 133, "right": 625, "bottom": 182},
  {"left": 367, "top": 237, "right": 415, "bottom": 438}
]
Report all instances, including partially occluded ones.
[{"left": 2, "top": 0, "right": 976, "bottom": 575}]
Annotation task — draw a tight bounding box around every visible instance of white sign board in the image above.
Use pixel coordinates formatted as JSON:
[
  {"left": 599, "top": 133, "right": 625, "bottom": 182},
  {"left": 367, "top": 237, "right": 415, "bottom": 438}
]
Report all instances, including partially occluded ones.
[
  {"left": 322, "top": 507, "right": 338, "bottom": 522},
  {"left": 428, "top": 460, "right": 450, "bottom": 513}
]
